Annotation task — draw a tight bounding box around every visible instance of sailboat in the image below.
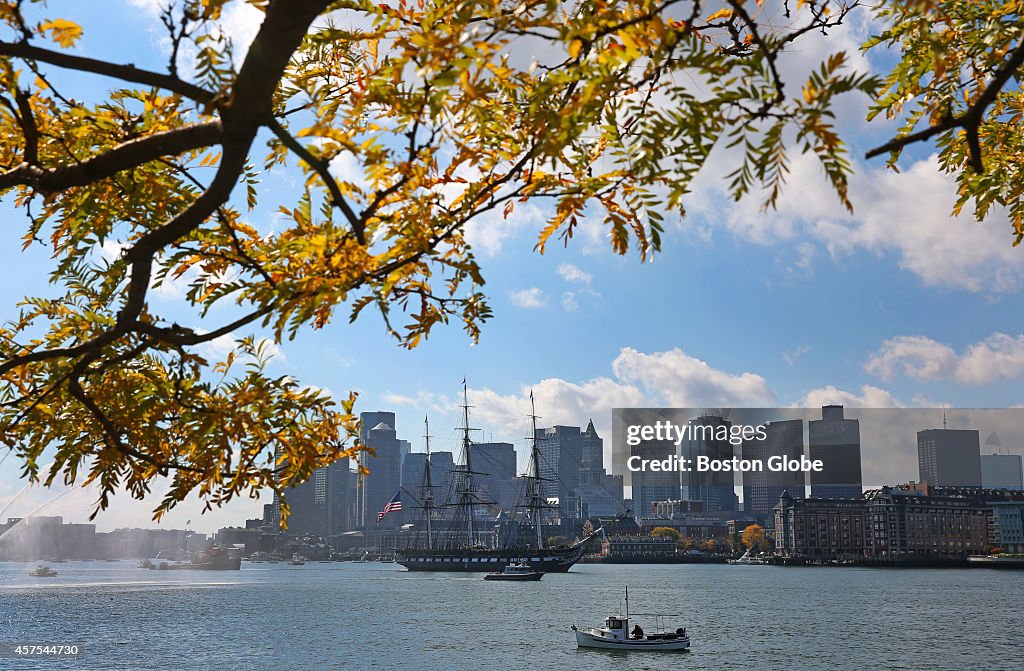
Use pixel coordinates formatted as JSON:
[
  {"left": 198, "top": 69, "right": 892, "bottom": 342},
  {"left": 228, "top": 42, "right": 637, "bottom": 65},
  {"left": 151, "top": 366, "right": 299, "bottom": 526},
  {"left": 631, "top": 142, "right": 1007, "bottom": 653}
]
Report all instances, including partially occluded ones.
[{"left": 395, "top": 385, "right": 601, "bottom": 573}]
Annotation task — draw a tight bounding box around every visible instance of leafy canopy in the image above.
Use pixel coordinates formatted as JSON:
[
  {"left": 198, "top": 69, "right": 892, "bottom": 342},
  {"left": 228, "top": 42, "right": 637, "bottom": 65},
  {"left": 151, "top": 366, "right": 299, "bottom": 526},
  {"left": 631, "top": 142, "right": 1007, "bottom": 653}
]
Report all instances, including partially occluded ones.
[{"left": 0, "top": 0, "right": 1019, "bottom": 522}]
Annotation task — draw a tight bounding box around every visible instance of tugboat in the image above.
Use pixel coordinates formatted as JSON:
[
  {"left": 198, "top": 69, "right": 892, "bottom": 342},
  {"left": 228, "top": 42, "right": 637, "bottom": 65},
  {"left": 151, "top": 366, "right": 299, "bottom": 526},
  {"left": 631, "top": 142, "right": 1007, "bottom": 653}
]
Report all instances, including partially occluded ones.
[
  {"left": 483, "top": 563, "right": 544, "bottom": 581},
  {"left": 573, "top": 587, "right": 690, "bottom": 651},
  {"left": 29, "top": 565, "right": 58, "bottom": 577}
]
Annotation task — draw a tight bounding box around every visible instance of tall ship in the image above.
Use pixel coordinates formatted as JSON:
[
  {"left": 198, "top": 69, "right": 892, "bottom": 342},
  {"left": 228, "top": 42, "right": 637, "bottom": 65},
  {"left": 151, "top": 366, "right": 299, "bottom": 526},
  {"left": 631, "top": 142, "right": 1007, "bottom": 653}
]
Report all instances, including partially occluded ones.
[{"left": 396, "top": 384, "right": 603, "bottom": 572}]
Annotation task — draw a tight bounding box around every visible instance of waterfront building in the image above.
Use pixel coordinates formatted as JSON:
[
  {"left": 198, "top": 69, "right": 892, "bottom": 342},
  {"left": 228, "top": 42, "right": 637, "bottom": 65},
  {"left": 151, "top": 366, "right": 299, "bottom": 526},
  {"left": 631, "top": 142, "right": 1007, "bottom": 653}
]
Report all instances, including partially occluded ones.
[
  {"left": 683, "top": 414, "right": 739, "bottom": 512},
  {"left": 863, "top": 487, "right": 988, "bottom": 560},
  {"left": 774, "top": 486, "right": 990, "bottom": 561},
  {"left": 980, "top": 453, "right": 1024, "bottom": 490},
  {"left": 989, "top": 500, "right": 1024, "bottom": 553},
  {"left": 808, "top": 405, "right": 863, "bottom": 498},
  {"left": 742, "top": 419, "right": 804, "bottom": 518},
  {"left": 602, "top": 535, "right": 677, "bottom": 561},
  {"left": 774, "top": 492, "right": 866, "bottom": 560},
  {"left": 918, "top": 428, "right": 982, "bottom": 487}
]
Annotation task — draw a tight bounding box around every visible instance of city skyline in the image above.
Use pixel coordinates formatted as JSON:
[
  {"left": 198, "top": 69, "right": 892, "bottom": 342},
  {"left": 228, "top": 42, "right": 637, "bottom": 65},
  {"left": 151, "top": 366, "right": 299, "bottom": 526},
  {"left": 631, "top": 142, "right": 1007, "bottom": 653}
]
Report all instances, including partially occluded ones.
[{"left": 3, "top": 1, "right": 1024, "bottom": 533}]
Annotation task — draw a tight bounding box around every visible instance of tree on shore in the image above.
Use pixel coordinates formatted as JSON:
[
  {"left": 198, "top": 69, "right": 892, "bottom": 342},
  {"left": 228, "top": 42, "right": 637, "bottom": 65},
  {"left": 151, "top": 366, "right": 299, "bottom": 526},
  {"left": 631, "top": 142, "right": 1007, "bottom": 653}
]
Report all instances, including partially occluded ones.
[
  {"left": 741, "top": 523, "right": 769, "bottom": 552},
  {"left": 1, "top": 0, "right": 1021, "bottom": 522},
  {"left": 650, "top": 526, "right": 681, "bottom": 542}
]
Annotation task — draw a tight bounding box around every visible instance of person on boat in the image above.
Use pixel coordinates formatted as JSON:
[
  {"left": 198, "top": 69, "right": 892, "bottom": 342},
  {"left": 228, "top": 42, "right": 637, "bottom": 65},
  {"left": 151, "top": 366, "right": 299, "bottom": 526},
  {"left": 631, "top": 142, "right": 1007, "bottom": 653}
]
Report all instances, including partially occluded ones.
[
  {"left": 631, "top": 624, "right": 644, "bottom": 639},
  {"left": 676, "top": 627, "right": 687, "bottom": 638}
]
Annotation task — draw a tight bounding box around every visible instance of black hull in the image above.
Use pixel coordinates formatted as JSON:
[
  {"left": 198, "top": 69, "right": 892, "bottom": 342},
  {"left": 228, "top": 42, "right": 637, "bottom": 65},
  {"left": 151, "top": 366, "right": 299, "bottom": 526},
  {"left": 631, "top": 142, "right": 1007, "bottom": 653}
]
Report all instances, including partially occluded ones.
[{"left": 397, "top": 545, "right": 585, "bottom": 573}]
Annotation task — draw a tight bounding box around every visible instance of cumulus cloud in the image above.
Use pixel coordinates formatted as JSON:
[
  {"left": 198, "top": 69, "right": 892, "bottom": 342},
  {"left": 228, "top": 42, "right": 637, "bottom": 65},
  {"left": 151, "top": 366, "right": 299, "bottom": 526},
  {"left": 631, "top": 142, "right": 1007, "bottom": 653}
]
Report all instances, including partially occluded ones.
[
  {"left": 509, "top": 287, "right": 546, "bottom": 308},
  {"left": 798, "top": 384, "right": 904, "bottom": 409},
  {"left": 865, "top": 333, "right": 1024, "bottom": 385},
  {"left": 611, "top": 347, "right": 775, "bottom": 407},
  {"left": 557, "top": 263, "right": 592, "bottom": 285}
]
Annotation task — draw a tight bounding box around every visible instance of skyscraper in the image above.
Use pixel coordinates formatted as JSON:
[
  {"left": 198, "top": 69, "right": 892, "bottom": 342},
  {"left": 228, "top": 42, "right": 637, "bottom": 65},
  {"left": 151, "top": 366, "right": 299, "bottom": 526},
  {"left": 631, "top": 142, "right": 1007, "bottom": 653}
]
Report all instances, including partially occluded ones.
[
  {"left": 683, "top": 415, "right": 739, "bottom": 512},
  {"left": 358, "top": 415, "right": 403, "bottom": 528},
  {"left": 809, "top": 405, "right": 863, "bottom": 498},
  {"left": 742, "top": 418, "right": 804, "bottom": 517},
  {"left": 630, "top": 439, "right": 678, "bottom": 516},
  {"left": 981, "top": 453, "right": 1024, "bottom": 490},
  {"left": 535, "top": 425, "right": 584, "bottom": 518},
  {"left": 470, "top": 442, "right": 518, "bottom": 513},
  {"left": 918, "top": 429, "right": 982, "bottom": 487}
]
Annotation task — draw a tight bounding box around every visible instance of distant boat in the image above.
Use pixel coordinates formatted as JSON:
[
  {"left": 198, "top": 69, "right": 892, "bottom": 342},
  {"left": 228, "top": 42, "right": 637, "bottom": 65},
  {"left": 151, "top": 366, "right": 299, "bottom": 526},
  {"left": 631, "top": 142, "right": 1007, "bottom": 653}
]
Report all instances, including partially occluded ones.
[
  {"left": 29, "top": 565, "right": 58, "bottom": 577},
  {"left": 189, "top": 547, "right": 242, "bottom": 570},
  {"left": 573, "top": 587, "right": 690, "bottom": 651},
  {"left": 138, "top": 559, "right": 157, "bottom": 570},
  {"left": 727, "top": 549, "right": 769, "bottom": 565},
  {"left": 967, "top": 554, "right": 1024, "bottom": 568},
  {"left": 483, "top": 563, "right": 543, "bottom": 581},
  {"left": 288, "top": 554, "right": 307, "bottom": 566}
]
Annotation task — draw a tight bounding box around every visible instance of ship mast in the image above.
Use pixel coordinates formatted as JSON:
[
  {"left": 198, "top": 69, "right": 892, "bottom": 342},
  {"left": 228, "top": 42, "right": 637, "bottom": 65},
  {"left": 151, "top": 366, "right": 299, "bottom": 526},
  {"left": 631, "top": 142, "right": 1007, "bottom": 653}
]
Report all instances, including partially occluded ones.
[
  {"left": 422, "top": 415, "right": 434, "bottom": 551},
  {"left": 459, "top": 379, "right": 476, "bottom": 548},
  {"left": 527, "top": 391, "right": 544, "bottom": 550}
]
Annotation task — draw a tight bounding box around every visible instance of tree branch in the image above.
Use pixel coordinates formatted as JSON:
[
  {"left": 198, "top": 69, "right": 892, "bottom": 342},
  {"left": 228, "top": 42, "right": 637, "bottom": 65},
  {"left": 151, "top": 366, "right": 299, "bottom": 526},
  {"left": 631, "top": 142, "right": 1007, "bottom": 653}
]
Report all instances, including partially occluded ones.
[
  {"left": 0, "top": 120, "right": 223, "bottom": 194},
  {"left": 0, "top": 40, "right": 218, "bottom": 105},
  {"left": 866, "top": 36, "right": 1024, "bottom": 171},
  {"left": 266, "top": 116, "right": 365, "bottom": 243}
]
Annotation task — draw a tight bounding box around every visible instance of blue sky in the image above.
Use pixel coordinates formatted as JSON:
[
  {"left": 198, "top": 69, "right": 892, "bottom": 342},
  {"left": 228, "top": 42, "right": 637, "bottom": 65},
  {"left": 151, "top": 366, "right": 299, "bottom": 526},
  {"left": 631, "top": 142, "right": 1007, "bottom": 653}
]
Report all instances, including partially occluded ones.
[{"left": 1, "top": 1, "right": 1023, "bottom": 531}]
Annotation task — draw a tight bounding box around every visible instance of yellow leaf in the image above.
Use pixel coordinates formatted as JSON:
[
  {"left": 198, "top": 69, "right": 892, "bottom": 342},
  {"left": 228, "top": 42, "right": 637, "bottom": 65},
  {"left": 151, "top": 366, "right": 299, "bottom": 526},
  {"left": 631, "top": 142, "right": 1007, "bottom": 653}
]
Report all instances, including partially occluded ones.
[
  {"left": 705, "top": 9, "right": 733, "bottom": 22},
  {"left": 39, "top": 19, "right": 83, "bottom": 48},
  {"left": 568, "top": 39, "right": 583, "bottom": 59}
]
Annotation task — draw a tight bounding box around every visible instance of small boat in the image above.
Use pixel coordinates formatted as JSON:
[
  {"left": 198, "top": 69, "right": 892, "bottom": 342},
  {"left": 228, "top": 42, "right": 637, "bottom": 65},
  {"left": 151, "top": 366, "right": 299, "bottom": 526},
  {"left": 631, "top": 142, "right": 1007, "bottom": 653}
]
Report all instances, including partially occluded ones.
[
  {"left": 573, "top": 587, "right": 690, "bottom": 651},
  {"left": 138, "top": 559, "right": 157, "bottom": 570},
  {"left": 483, "top": 563, "right": 544, "bottom": 581},
  {"left": 288, "top": 553, "right": 307, "bottom": 566},
  {"left": 29, "top": 565, "right": 58, "bottom": 577},
  {"left": 727, "top": 549, "right": 769, "bottom": 565}
]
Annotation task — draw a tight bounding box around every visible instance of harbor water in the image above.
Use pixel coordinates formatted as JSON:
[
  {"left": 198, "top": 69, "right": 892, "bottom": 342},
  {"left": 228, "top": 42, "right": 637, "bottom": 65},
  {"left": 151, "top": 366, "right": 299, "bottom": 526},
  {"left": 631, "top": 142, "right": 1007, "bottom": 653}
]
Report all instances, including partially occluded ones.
[{"left": 1, "top": 561, "right": 1019, "bottom": 670}]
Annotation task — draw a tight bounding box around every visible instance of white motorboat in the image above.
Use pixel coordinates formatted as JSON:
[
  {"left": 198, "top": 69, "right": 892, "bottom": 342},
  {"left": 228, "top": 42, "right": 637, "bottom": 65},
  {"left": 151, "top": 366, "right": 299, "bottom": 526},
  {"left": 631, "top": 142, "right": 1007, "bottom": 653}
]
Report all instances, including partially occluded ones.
[
  {"left": 727, "top": 549, "right": 769, "bottom": 565},
  {"left": 483, "top": 563, "right": 543, "bottom": 581},
  {"left": 573, "top": 587, "right": 690, "bottom": 651}
]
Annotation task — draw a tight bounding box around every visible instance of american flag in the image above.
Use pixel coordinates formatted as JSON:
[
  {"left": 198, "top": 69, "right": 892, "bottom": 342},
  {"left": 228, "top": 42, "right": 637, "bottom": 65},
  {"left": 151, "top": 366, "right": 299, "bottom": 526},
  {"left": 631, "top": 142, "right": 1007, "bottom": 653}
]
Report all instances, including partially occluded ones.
[{"left": 377, "top": 491, "right": 402, "bottom": 522}]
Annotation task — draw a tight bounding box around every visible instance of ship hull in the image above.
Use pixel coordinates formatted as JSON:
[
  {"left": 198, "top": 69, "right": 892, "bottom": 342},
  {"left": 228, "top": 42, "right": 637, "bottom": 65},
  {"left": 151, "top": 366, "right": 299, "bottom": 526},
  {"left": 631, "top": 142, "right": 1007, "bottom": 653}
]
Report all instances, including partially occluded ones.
[{"left": 397, "top": 546, "right": 585, "bottom": 573}]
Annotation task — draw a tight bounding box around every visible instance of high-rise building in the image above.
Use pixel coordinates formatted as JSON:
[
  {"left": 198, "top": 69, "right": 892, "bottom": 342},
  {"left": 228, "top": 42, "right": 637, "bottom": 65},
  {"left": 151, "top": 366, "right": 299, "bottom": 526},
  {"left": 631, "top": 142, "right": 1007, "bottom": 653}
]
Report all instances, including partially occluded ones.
[
  {"left": 358, "top": 415, "right": 403, "bottom": 528},
  {"left": 471, "top": 442, "right": 518, "bottom": 513},
  {"left": 535, "top": 425, "right": 584, "bottom": 518},
  {"left": 742, "top": 419, "right": 804, "bottom": 517},
  {"left": 630, "top": 439, "right": 678, "bottom": 517},
  {"left": 809, "top": 405, "right": 863, "bottom": 498},
  {"left": 684, "top": 415, "right": 739, "bottom": 513},
  {"left": 981, "top": 453, "right": 1024, "bottom": 490},
  {"left": 918, "top": 429, "right": 982, "bottom": 487}
]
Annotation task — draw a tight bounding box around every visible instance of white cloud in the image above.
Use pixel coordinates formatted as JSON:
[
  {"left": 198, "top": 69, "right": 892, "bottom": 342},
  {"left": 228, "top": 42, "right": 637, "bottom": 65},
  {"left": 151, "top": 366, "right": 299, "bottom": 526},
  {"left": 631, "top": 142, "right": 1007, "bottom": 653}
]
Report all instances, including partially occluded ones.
[
  {"left": 464, "top": 202, "right": 545, "bottom": 257},
  {"left": 509, "top": 287, "right": 546, "bottom": 308},
  {"left": 865, "top": 333, "right": 1024, "bottom": 385},
  {"left": 782, "top": 344, "right": 812, "bottom": 366},
  {"left": 557, "top": 262, "right": 592, "bottom": 285},
  {"left": 195, "top": 332, "right": 285, "bottom": 364},
  {"left": 698, "top": 149, "right": 1024, "bottom": 294},
  {"left": 561, "top": 291, "right": 579, "bottom": 312},
  {"left": 611, "top": 347, "right": 775, "bottom": 407},
  {"left": 797, "top": 384, "right": 903, "bottom": 409}
]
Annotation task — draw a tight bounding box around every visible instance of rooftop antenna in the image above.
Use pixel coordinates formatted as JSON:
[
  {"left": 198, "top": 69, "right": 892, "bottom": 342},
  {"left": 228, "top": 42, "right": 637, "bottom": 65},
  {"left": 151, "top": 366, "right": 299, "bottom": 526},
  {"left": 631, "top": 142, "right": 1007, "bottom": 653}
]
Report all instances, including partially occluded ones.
[{"left": 942, "top": 407, "right": 947, "bottom": 429}]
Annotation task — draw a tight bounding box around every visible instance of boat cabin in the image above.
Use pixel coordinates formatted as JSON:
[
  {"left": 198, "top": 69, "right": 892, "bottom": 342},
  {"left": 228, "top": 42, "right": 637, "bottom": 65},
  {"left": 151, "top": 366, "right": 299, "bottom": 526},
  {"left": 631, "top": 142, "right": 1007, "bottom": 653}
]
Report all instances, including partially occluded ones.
[{"left": 601, "top": 616, "right": 629, "bottom": 641}]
